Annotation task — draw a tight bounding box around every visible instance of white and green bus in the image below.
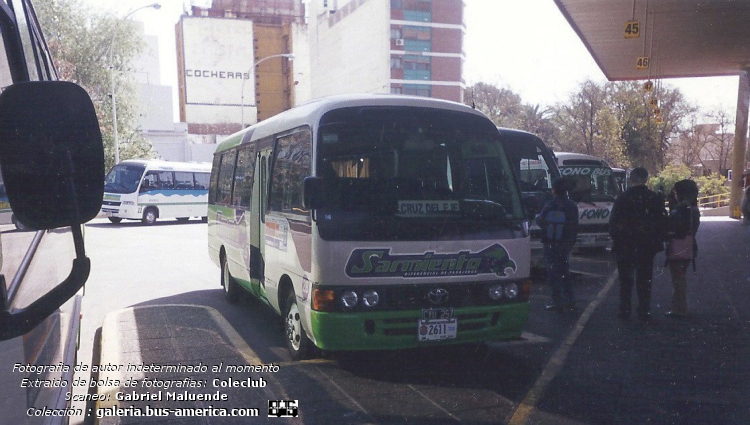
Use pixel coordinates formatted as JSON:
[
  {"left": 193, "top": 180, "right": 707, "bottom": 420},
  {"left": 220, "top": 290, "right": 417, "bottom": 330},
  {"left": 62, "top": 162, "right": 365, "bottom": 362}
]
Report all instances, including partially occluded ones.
[
  {"left": 208, "top": 94, "right": 532, "bottom": 359},
  {"left": 102, "top": 159, "right": 211, "bottom": 224}
]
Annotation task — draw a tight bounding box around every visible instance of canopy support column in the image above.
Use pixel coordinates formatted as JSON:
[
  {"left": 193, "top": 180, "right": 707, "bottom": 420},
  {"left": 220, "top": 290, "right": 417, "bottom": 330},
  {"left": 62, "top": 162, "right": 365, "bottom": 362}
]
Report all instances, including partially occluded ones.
[{"left": 730, "top": 71, "right": 749, "bottom": 219}]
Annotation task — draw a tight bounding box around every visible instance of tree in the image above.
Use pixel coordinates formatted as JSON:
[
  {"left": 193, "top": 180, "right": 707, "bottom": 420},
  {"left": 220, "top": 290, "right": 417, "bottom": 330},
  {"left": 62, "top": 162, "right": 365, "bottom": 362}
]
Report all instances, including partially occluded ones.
[
  {"left": 36, "top": 0, "right": 155, "bottom": 170},
  {"left": 647, "top": 163, "right": 692, "bottom": 194},
  {"left": 519, "top": 103, "right": 559, "bottom": 145},
  {"left": 610, "top": 81, "right": 693, "bottom": 174},
  {"left": 702, "top": 108, "right": 734, "bottom": 176},
  {"left": 464, "top": 82, "right": 524, "bottom": 128},
  {"left": 668, "top": 111, "right": 711, "bottom": 170},
  {"left": 552, "top": 80, "right": 627, "bottom": 167}
]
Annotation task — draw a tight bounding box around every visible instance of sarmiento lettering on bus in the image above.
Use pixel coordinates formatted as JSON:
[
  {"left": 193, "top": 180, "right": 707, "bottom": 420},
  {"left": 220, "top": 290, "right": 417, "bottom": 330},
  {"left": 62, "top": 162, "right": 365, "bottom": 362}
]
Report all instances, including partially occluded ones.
[
  {"left": 185, "top": 69, "right": 250, "bottom": 79},
  {"left": 345, "top": 244, "right": 517, "bottom": 278}
]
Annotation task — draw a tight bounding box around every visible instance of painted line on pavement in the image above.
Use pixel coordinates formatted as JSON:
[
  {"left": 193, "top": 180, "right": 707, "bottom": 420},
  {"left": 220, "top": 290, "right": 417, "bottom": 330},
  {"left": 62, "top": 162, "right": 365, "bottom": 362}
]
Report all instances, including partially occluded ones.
[
  {"left": 407, "top": 384, "right": 461, "bottom": 422},
  {"left": 488, "top": 331, "right": 551, "bottom": 348},
  {"left": 315, "top": 365, "right": 377, "bottom": 423},
  {"left": 507, "top": 271, "right": 618, "bottom": 425}
]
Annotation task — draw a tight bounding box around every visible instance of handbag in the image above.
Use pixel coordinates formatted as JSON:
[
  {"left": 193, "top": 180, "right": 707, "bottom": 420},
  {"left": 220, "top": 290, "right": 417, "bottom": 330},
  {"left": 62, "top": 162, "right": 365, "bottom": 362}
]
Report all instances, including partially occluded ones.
[{"left": 666, "top": 234, "right": 694, "bottom": 260}]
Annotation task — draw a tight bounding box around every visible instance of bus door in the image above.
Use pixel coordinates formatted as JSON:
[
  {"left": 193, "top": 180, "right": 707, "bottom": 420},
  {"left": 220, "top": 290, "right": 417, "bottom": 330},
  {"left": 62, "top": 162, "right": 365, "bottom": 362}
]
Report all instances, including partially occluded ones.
[{"left": 249, "top": 142, "right": 273, "bottom": 297}]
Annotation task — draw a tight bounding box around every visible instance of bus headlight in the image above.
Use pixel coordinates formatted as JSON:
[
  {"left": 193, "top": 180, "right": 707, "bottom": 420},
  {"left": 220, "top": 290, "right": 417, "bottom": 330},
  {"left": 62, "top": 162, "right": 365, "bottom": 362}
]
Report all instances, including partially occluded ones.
[
  {"left": 362, "top": 290, "right": 379, "bottom": 307},
  {"left": 504, "top": 283, "right": 519, "bottom": 299},
  {"left": 340, "top": 291, "right": 358, "bottom": 308},
  {"left": 489, "top": 284, "right": 504, "bottom": 300}
]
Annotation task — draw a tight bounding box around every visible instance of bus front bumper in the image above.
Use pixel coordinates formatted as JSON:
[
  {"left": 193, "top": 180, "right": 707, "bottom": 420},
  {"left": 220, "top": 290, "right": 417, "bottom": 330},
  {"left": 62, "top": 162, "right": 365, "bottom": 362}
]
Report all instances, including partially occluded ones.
[{"left": 308, "top": 303, "right": 530, "bottom": 351}]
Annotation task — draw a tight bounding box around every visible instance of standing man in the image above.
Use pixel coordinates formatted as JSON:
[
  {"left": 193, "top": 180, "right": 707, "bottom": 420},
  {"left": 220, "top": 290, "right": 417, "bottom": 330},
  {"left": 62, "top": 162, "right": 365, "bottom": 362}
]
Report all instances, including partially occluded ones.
[
  {"left": 609, "top": 167, "right": 668, "bottom": 320},
  {"left": 536, "top": 177, "right": 579, "bottom": 312}
]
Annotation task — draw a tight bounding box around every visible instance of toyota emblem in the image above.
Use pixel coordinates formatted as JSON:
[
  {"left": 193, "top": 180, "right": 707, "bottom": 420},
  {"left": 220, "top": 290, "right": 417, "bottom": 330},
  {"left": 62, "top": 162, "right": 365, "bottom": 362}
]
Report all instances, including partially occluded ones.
[{"left": 427, "top": 288, "right": 449, "bottom": 305}]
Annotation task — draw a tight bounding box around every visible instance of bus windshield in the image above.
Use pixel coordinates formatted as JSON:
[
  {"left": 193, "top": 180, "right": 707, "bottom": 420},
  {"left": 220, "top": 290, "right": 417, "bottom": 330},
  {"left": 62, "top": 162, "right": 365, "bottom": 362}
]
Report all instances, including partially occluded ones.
[
  {"left": 104, "top": 163, "right": 146, "bottom": 194},
  {"left": 316, "top": 107, "right": 524, "bottom": 241},
  {"left": 561, "top": 165, "right": 620, "bottom": 203}
]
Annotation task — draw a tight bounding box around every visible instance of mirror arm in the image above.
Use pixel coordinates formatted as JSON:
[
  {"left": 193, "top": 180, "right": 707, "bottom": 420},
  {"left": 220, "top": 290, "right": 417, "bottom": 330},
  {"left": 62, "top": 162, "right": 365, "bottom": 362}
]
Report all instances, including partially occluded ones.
[{"left": 0, "top": 255, "right": 90, "bottom": 341}]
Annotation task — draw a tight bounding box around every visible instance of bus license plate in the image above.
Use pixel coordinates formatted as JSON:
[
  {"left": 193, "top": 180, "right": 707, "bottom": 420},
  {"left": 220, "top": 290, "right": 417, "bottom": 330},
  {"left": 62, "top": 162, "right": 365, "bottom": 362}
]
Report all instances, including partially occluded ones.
[
  {"left": 418, "top": 319, "right": 457, "bottom": 341},
  {"left": 419, "top": 309, "right": 457, "bottom": 342}
]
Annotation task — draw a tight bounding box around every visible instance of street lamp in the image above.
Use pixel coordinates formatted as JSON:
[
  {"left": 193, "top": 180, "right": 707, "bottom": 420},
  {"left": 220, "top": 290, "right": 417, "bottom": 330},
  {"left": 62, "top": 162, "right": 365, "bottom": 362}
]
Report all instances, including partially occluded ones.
[
  {"left": 240, "top": 53, "right": 295, "bottom": 128},
  {"left": 109, "top": 3, "right": 161, "bottom": 165}
]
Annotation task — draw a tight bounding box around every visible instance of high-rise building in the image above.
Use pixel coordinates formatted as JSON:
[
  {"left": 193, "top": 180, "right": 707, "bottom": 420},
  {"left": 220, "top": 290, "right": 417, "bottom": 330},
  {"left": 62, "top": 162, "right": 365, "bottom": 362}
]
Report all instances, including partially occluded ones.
[{"left": 306, "top": 0, "right": 465, "bottom": 102}]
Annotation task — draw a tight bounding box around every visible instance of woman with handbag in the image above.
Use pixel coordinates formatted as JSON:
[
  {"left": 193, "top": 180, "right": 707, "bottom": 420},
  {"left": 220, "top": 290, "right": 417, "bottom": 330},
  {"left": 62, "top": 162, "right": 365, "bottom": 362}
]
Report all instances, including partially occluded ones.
[{"left": 664, "top": 179, "right": 700, "bottom": 318}]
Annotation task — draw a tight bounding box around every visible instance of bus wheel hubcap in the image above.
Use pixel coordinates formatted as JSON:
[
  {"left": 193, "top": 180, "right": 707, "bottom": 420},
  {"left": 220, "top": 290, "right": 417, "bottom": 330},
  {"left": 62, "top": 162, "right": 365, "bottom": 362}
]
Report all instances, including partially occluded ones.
[{"left": 286, "top": 303, "right": 301, "bottom": 350}]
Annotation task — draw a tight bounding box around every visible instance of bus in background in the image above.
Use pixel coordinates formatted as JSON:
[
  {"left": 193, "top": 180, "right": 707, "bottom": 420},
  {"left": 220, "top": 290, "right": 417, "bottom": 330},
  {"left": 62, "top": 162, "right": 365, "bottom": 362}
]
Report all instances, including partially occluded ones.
[
  {"left": 498, "top": 128, "right": 561, "bottom": 266},
  {"left": 612, "top": 167, "right": 628, "bottom": 193},
  {"left": 209, "top": 94, "right": 532, "bottom": 359},
  {"left": 555, "top": 152, "right": 621, "bottom": 250},
  {"left": 102, "top": 160, "right": 211, "bottom": 225}
]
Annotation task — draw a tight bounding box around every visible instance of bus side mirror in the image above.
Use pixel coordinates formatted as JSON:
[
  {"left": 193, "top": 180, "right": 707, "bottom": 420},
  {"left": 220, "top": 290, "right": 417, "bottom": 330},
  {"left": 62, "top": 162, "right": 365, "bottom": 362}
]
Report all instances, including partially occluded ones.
[
  {"left": 0, "top": 81, "right": 104, "bottom": 229},
  {"left": 0, "top": 81, "right": 102, "bottom": 341},
  {"left": 303, "top": 176, "right": 327, "bottom": 210}
]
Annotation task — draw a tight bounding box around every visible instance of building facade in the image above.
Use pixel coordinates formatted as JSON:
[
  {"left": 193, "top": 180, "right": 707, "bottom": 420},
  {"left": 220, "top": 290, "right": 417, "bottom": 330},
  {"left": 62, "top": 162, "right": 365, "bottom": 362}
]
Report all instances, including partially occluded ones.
[
  {"left": 176, "top": 1, "right": 304, "bottom": 136},
  {"left": 307, "top": 0, "right": 465, "bottom": 102}
]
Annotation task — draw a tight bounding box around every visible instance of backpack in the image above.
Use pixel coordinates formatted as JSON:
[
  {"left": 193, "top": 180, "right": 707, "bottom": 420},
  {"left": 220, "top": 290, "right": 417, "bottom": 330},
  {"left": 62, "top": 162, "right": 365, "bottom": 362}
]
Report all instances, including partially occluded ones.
[{"left": 541, "top": 200, "right": 569, "bottom": 242}]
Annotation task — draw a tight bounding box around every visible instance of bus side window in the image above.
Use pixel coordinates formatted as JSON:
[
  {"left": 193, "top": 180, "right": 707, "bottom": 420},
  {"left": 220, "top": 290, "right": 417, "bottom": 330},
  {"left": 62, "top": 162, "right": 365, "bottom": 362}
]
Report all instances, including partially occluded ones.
[
  {"left": 195, "top": 172, "right": 210, "bottom": 191},
  {"left": 268, "top": 129, "right": 312, "bottom": 215},
  {"left": 158, "top": 171, "right": 174, "bottom": 189},
  {"left": 232, "top": 145, "right": 255, "bottom": 208},
  {"left": 175, "top": 172, "right": 193, "bottom": 190},
  {"left": 141, "top": 171, "right": 158, "bottom": 192},
  {"left": 217, "top": 151, "right": 237, "bottom": 206}
]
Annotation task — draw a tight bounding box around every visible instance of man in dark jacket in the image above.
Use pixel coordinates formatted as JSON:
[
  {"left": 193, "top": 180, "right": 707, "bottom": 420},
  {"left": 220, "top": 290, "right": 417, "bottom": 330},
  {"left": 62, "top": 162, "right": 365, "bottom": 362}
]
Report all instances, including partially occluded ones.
[
  {"left": 536, "top": 177, "right": 579, "bottom": 312},
  {"left": 609, "top": 167, "right": 668, "bottom": 320}
]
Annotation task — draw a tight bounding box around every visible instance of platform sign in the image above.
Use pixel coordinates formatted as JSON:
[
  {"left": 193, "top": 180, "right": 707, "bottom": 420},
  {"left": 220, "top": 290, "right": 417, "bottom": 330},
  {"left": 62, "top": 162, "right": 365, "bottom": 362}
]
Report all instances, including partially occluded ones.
[
  {"left": 643, "top": 81, "right": 654, "bottom": 92},
  {"left": 636, "top": 56, "right": 650, "bottom": 70},
  {"left": 624, "top": 21, "right": 640, "bottom": 38},
  {"left": 649, "top": 97, "right": 659, "bottom": 108}
]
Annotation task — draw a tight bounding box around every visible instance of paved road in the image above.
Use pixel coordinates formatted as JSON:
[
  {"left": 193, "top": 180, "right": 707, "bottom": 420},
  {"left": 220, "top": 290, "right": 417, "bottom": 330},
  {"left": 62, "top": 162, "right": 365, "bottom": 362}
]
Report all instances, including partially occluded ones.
[{"left": 72, "top": 216, "right": 749, "bottom": 424}]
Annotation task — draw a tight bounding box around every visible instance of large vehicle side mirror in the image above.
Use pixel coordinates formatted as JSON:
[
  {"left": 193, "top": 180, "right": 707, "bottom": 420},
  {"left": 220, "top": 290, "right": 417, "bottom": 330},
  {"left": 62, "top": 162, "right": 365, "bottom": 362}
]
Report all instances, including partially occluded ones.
[
  {"left": 0, "top": 81, "right": 103, "bottom": 341},
  {"left": 303, "top": 176, "right": 328, "bottom": 210}
]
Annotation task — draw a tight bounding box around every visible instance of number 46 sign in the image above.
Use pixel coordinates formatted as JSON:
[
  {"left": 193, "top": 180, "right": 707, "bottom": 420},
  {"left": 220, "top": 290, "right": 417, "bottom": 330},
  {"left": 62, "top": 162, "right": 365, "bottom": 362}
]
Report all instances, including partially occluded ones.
[{"left": 636, "top": 56, "right": 650, "bottom": 70}]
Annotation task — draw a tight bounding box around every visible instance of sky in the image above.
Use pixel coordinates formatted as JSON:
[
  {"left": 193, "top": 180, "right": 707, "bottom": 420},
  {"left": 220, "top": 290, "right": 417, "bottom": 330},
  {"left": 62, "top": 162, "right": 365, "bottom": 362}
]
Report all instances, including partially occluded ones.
[{"left": 85, "top": 0, "right": 740, "bottom": 122}]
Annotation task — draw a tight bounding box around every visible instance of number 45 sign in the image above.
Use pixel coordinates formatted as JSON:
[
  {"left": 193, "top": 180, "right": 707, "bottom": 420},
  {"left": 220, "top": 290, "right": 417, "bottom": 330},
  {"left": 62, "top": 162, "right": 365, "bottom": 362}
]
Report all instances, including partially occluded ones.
[{"left": 624, "top": 21, "right": 640, "bottom": 38}]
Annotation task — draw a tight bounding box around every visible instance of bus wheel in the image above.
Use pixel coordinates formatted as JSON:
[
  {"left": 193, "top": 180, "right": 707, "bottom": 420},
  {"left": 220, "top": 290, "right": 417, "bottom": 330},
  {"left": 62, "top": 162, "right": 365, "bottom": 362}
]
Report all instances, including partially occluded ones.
[
  {"left": 222, "top": 255, "right": 239, "bottom": 303},
  {"left": 284, "top": 292, "right": 311, "bottom": 360},
  {"left": 142, "top": 207, "right": 158, "bottom": 225},
  {"left": 108, "top": 217, "right": 122, "bottom": 224}
]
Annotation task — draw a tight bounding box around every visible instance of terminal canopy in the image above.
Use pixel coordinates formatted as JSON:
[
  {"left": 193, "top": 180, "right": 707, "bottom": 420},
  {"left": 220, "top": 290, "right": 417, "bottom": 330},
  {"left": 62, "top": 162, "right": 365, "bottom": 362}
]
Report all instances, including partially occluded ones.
[{"left": 554, "top": 0, "right": 750, "bottom": 80}]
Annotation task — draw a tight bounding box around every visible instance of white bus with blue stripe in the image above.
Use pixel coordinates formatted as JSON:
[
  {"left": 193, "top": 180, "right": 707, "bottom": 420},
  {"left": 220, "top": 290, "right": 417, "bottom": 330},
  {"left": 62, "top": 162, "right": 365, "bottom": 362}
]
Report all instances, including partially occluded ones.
[{"left": 102, "top": 160, "right": 212, "bottom": 224}]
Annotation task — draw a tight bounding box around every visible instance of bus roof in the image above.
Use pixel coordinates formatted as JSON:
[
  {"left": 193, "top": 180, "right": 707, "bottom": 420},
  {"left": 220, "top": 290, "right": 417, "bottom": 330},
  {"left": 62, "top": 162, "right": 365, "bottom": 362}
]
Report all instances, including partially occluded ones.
[
  {"left": 116, "top": 159, "right": 212, "bottom": 173},
  {"left": 555, "top": 152, "right": 611, "bottom": 168},
  {"left": 215, "top": 94, "right": 490, "bottom": 153}
]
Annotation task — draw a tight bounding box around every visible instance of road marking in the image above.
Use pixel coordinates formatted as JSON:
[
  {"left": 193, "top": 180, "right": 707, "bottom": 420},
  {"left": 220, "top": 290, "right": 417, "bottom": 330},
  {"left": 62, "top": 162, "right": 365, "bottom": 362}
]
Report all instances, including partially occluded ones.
[
  {"left": 507, "top": 272, "right": 618, "bottom": 425},
  {"left": 407, "top": 384, "right": 461, "bottom": 422},
  {"left": 488, "top": 331, "right": 551, "bottom": 347},
  {"left": 316, "top": 366, "right": 377, "bottom": 424}
]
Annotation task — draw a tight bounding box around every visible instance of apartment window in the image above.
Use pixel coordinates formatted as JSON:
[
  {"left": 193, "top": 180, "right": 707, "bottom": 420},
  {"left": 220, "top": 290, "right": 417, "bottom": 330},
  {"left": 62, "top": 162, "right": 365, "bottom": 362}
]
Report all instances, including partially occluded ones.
[
  {"left": 390, "top": 57, "right": 402, "bottom": 69},
  {"left": 390, "top": 86, "right": 403, "bottom": 94},
  {"left": 403, "top": 84, "right": 430, "bottom": 97},
  {"left": 391, "top": 0, "right": 402, "bottom": 9},
  {"left": 390, "top": 28, "right": 402, "bottom": 39}
]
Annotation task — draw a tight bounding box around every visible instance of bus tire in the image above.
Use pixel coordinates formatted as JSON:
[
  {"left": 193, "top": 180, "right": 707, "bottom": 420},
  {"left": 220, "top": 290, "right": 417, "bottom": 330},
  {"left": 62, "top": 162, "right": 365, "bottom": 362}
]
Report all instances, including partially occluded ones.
[
  {"left": 284, "top": 291, "right": 311, "bottom": 360},
  {"left": 142, "top": 207, "right": 158, "bottom": 225},
  {"left": 222, "top": 255, "right": 239, "bottom": 303},
  {"left": 108, "top": 217, "right": 122, "bottom": 224}
]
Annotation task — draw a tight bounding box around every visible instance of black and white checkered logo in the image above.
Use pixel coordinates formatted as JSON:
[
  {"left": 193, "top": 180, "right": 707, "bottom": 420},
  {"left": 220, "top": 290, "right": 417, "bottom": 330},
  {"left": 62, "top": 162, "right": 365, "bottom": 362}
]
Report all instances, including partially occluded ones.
[{"left": 268, "top": 400, "right": 299, "bottom": 418}]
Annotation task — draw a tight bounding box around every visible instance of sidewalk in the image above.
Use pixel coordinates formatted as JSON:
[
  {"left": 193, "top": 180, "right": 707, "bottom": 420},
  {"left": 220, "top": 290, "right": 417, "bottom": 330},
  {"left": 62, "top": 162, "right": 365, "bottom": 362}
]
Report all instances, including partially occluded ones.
[{"left": 525, "top": 217, "right": 750, "bottom": 424}]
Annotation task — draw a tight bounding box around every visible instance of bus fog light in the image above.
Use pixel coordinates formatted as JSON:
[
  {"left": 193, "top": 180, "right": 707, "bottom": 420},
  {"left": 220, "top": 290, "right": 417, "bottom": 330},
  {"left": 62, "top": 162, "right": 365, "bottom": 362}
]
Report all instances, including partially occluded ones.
[
  {"left": 504, "top": 283, "right": 519, "bottom": 299},
  {"left": 489, "top": 284, "right": 504, "bottom": 300},
  {"left": 341, "top": 291, "right": 358, "bottom": 308},
  {"left": 362, "top": 290, "right": 379, "bottom": 307}
]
